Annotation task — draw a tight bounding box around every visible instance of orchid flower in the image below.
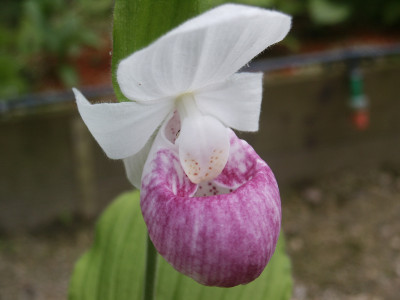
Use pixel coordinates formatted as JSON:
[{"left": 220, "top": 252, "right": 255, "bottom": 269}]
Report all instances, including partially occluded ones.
[{"left": 73, "top": 4, "right": 290, "bottom": 287}]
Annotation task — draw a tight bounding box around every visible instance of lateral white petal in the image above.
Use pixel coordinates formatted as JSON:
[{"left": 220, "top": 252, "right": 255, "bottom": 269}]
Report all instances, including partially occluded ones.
[
  {"left": 73, "top": 88, "right": 173, "bottom": 159},
  {"left": 176, "top": 115, "right": 230, "bottom": 184},
  {"left": 195, "top": 72, "right": 263, "bottom": 132},
  {"left": 117, "top": 4, "right": 291, "bottom": 101}
]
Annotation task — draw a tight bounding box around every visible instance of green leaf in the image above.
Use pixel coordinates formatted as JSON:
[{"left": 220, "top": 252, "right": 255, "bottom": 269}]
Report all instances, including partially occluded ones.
[
  {"left": 0, "top": 52, "right": 27, "bottom": 98},
  {"left": 69, "top": 190, "right": 293, "bottom": 300},
  {"left": 383, "top": 1, "right": 400, "bottom": 25},
  {"left": 309, "top": 0, "right": 351, "bottom": 25}
]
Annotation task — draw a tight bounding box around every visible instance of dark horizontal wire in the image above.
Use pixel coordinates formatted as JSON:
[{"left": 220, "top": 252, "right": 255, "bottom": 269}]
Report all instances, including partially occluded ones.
[
  {"left": 1, "top": 43, "right": 400, "bottom": 115},
  {"left": 0, "top": 85, "right": 114, "bottom": 114},
  {"left": 244, "top": 43, "right": 400, "bottom": 73}
]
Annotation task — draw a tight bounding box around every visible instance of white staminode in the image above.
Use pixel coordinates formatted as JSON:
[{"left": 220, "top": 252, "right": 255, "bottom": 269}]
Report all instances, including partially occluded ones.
[
  {"left": 73, "top": 4, "right": 291, "bottom": 188},
  {"left": 175, "top": 93, "right": 230, "bottom": 183}
]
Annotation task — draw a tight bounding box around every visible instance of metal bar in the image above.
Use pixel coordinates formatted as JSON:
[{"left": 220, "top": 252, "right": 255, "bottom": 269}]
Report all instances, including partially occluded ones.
[
  {"left": 244, "top": 43, "right": 400, "bottom": 73},
  {"left": 0, "top": 85, "right": 114, "bottom": 114}
]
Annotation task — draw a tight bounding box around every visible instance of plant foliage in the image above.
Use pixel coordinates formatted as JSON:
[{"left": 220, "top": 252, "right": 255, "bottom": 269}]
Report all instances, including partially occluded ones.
[
  {"left": 69, "top": 190, "right": 293, "bottom": 300},
  {"left": 0, "top": 0, "right": 112, "bottom": 98}
]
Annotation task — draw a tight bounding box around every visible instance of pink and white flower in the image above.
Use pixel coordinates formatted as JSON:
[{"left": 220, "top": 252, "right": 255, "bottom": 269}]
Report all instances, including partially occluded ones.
[
  {"left": 141, "top": 114, "right": 281, "bottom": 287},
  {"left": 73, "top": 4, "right": 290, "bottom": 287}
]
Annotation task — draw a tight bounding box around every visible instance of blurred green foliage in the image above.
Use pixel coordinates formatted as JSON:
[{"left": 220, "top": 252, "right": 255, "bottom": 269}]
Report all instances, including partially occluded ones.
[
  {"left": 69, "top": 190, "right": 293, "bottom": 300},
  {"left": 230, "top": 0, "right": 400, "bottom": 26},
  {"left": 1, "top": 0, "right": 399, "bottom": 99},
  {"left": 0, "top": 0, "right": 112, "bottom": 99}
]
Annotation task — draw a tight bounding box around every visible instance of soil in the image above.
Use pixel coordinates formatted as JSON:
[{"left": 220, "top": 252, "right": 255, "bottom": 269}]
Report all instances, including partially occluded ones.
[
  {"left": 1, "top": 167, "right": 399, "bottom": 300},
  {"left": 284, "top": 169, "right": 400, "bottom": 300}
]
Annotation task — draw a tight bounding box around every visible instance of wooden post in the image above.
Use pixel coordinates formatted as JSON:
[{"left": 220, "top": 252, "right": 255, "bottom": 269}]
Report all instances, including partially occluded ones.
[{"left": 71, "top": 116, "right": 96, "bottom": 219}]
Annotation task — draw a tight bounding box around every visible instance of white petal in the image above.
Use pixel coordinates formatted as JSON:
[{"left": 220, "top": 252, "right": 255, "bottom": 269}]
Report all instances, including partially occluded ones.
[
  {"left": 176, "top": 115, "right": 230, "bottom": 184},
  {"left": 195, "top": 72, "right": 263, "bottom": 132},
  {"left": 117, "top": 4, "right": 291, "bottom": 101},
  {"left": 73, "top": 88, "right": 173, "bottom": 159}
]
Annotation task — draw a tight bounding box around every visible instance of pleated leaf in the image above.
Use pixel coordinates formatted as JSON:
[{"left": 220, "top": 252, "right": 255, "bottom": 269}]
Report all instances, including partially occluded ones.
[{"left": 69, "top": 190, "right": 293, "bottom": 300}]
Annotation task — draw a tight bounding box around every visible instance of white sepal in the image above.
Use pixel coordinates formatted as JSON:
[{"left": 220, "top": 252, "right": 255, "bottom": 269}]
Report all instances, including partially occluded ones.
[
  {"left": 123, "top": 132, "right": 156, "bottom": 189},
  {"left": 117, "top": 4, "right": 291, "bottom": 102}
]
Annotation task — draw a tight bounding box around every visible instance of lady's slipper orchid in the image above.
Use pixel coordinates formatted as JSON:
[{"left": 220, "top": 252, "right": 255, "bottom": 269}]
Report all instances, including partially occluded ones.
[{"left": 73, "top": 3, "right": 290, "bottom": 287}]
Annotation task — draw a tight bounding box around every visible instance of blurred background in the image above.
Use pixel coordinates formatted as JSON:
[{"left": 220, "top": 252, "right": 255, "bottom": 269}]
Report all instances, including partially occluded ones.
[{"left": 1, "top": 0, "right": 400, "bottom": 299}]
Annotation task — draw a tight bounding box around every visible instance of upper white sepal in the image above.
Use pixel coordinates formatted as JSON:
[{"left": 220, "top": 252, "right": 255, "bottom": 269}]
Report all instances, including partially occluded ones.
[{"left": 117, "top": 4, "right": 291, "bottom": 102}]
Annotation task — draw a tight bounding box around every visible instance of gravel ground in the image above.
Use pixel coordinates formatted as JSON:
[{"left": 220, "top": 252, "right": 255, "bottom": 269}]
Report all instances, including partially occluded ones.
[
  {"left": 1, "top": 168, "right": 399, "bottom": 300},
  {"left": 0, "top": 224, "right": 92, "bottom": 300},
  {"left": 285, "top": 169, "right": 400, "bottom": 300}
]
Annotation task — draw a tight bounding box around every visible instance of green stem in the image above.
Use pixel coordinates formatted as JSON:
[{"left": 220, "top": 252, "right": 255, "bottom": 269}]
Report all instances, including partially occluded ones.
[{"left": 142, "top": 234, "right": 158, "bottom": 300}]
